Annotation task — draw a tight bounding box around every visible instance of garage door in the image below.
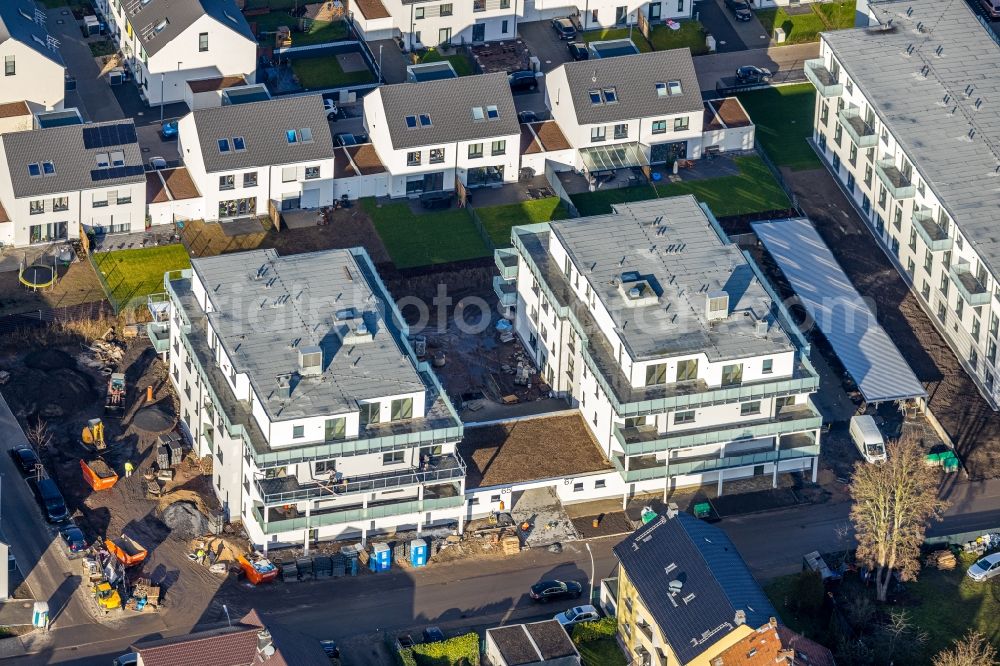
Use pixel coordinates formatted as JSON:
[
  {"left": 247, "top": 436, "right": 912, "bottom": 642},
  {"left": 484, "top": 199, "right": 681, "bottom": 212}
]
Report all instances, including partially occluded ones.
[{"left": 301, "top": 188, "right": 321, "bottom": 209}]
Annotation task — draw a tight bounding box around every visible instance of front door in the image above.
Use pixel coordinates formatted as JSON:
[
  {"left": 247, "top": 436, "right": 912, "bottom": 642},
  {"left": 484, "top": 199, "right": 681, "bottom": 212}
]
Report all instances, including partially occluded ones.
[
  {"left": 649, "top": 2, "right": 661, "bottom": 19},
  {"left": 438, "top": 27, "right": 452, "bottom": 45},
  {"left": 616, "top": 5, "right": 628, "bottom": 23},
  {"left": 472, "top": 22, "right": 486, "bottom": 42}
]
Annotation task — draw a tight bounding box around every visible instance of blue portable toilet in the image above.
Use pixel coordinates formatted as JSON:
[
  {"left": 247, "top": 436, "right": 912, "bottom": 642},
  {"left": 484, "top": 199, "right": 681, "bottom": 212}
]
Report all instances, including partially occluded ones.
[
  {"left": 410, "top": 539, "right": 428, "bottom": 568},
  {"left": 370, "top": 543, "right": 391, "bottom": 572}
]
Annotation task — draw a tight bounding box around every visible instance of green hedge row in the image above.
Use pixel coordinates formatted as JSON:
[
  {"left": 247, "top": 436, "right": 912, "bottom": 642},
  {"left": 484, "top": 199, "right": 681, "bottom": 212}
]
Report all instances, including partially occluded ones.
[
  {"left": 571, "top": 617, "right": 617, "bottom": 644},
  {"left": 397, "top": 632, "right": 480, "bottom": 666}
]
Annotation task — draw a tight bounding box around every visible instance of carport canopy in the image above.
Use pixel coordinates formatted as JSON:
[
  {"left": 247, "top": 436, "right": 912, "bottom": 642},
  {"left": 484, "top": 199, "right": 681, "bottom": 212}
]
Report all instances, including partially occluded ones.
[
  {"left": 753, "top": 217, "right": 927, "bottom": 404},
  {"left": 579, "top": 142, "right": 648, "bottom": 173}
]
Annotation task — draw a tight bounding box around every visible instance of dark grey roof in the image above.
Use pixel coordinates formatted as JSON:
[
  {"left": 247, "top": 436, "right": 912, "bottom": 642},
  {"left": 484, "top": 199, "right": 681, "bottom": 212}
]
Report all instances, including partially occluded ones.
[
  {"left": 613, "top": 513, "right": 776, "bottom": 664},
  {"left": 377, "top": 73, "right": 520, "bottom": 150},
  {"left": 0, "top": 1, "right": 64, "bottom": 66},
  {"left": 822, "top": 0, "right": 1000, "bottom": 277},
  {"left": 125, "top": 0, "right": 255, "bottom": 57},
  {"left": 190, "top": 95, "right": 334, "bottom": 173},
  {"left": 560, "top": 49, "right": 702, "bottom": 125},
  {"left": 487, "top": 621, "right": 578, "bottom": 666},
  {"left": 1, "top": 120, "right": 144, "bottom": 198}
]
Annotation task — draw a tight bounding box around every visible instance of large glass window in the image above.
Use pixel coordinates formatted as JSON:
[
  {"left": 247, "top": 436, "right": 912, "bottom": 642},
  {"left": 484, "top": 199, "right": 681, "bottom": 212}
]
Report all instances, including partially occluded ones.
[
  {"left": 391, "top": 397, "right": 413, "bottom": 421},
  {"left": 721, "top": 363, "right": 743, "bottom": 386},
  {"left": 325, "top": 417, "right": 346, "bottom": 441},
  {"left": 676, "top": 359, "right": 698, "bottom": 382},
  {"left": 29, "top": 222, "right": 67, "bottom": 244},
  {"left": 644, "top": 364, "right": 667, "bottom": 386},
  {"left": 361, "top": 402, "right": 381, "bottom": 426},
  {"left": 218, "top": 197, "right": 256, "bottom": 219}
]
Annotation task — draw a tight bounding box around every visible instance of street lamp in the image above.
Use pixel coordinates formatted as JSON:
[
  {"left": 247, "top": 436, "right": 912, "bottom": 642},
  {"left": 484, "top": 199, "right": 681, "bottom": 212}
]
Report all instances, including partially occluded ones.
[{"left": 585, "top": 542, "right": 595, "bottom": 604}]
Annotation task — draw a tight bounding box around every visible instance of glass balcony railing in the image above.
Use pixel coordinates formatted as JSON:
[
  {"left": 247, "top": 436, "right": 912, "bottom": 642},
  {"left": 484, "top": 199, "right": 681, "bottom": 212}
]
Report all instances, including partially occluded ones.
[
  {"left": 805, "top": 59, "right": 843, "bottom": 97},
  {"left": 875, "top": 159, "right": 916, "bottom": 199},
  {"left": 612, "top": 444, "right": 820, "bottom": 482},
  {"left": 251, "top": 495, "right": 465, "bottom": 535},
  {"left": 912, "top": 209, "right": 953, "bottom": 252},
  {"left": 146, "top": 321, "right": 170, "bottom": 353},
  {"left": 493, "top": 275, "right": 517, "bottom": 308},
  {"left": 950, "top": 262, "right": 991, "bottom": 306},
  {"left": 837, "top": 108, "right": 877, "bottom": 148},
  {"left": 494, "top": 247, "right": 519, "bottom": 280}
]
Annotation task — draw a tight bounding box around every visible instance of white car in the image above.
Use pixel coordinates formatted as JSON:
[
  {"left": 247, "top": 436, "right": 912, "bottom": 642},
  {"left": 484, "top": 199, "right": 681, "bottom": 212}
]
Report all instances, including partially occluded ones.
[
  {"left": 967, "top": 552, "right": 1000, "bottom": 581},
  {"left": 324, "top": 98, "right": 339, "bottom": 120},
  {"left": 554, "top": 604, "right": 600, "bottom": 626}
]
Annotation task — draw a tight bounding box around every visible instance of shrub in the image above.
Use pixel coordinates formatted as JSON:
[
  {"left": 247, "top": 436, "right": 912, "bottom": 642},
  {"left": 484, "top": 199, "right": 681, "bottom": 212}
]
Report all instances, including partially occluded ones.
[
  {"left": 399, "top": 632, "right": 480, "bottom": 666},
  {"left": 791, "top": 570, "right": 825, "bottom": 614},
  {"left": 572, "top": 617, "right": 617, "bottom": 644}
]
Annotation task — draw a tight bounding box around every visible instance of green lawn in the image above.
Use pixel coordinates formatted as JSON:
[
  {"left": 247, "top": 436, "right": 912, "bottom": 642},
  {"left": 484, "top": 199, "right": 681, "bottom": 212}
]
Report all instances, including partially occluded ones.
[
  {"left": 92, "top": 244, "right": 191, "bottom": 309},
  {"left": 253, "top": 13, "right": 349, "bottom": 46},
  {"left": 758, "top": 1, "right": 856, "bottom": 44},
  {"left": 648, "top": 21, "right": 709, "bottom": 55},
  {"left": 418, "top": 48, "right": 476, "bottom": 77},
  {"left": 736, "top": 83, "right": 821, "bottom": 170},
  {"left": 571, "top": 156, "right": 790, "bottom": 218},
  {"left": 577, "top": 637, "right": 627, "bottom": 666},
  {"left": 291, "top": 55, "right": 375, "bottom": 89},
  {"left": 361, "top": 199, "right": 491, "bottom": 268},
  {"left": 580, "top": 27, "right": 653, "bottom": 53},
  {"left": 476, "top": 197, "right": 569, "bottom": 247}
]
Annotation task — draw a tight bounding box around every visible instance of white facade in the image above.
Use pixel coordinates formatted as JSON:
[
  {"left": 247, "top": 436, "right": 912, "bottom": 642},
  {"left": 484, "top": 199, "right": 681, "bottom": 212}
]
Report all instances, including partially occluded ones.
[{"left": 0, "top": 3, "right": 65, "bottom": 113}]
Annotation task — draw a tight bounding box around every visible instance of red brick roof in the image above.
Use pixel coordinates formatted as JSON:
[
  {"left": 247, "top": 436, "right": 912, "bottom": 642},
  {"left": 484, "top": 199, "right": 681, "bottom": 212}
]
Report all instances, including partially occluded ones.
[
  {"left": 188, "top": 76, "right": 248, "bottom": 93},
  {"left": 0, "top": 101, "right": 30, "bottom": 119},
  {"left": 134, "top": 626, "right": 260, "bottom": 666},
  {"left": 712, "top": 620, "right": 836, "bottom": 666}
]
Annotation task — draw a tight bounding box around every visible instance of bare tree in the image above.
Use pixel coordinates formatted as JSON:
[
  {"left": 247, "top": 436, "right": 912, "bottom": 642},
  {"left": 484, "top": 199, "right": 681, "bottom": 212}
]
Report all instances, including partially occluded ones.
[
  {"left": 25, "top": 418, "right": 52, "bottom": 454},
  {"left": 933, "top": 631, "right": 998, "bottom": 666},
  {"left": 849, "top": 433, "right": 945, "bottom": 601}
]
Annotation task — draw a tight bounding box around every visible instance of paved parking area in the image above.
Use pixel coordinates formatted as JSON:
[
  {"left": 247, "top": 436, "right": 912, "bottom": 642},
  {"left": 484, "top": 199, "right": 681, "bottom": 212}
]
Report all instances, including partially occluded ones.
[
  {"left": 46, "top": 5, "right": 124, "bottom": 122},
  {"left": 692, "top": 42, "right": 817, "bottom": 92},
  {"left": 517, "top": 20, "right": 572, "bottom": 72},
  {"left": 695, "top": 0, "right": 747, "bottom": 51},
  {"left": 712, "top": 0, "right": 770, "bottom": 49}
]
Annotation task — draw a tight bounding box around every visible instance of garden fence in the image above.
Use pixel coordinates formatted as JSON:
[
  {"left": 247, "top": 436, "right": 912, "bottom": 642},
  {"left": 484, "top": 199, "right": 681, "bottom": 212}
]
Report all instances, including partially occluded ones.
[
  {"left": 0, "top": 300, "right": 114, "bottom": 336},
  {"left": 467, "top": 206, "right": 497, "bottom": 254}
]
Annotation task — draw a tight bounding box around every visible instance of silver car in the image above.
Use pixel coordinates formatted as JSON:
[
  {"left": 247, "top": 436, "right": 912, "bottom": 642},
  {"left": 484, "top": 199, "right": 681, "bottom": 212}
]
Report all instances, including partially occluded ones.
[{"left": 967, "top": 552, "right": 1000, "bottom": 581}]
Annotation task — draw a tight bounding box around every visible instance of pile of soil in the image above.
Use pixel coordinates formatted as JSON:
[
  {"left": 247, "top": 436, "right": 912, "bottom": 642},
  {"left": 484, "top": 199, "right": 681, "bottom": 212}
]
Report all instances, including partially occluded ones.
[
  {"left": 132, "top": 401, "right": 176, "bottom": 433},
  {"left": 5, "top": 348, "right": 98, "bottom": 420},
  {"left": 161, "top": 501, "right": 209, "bottom": 537}
]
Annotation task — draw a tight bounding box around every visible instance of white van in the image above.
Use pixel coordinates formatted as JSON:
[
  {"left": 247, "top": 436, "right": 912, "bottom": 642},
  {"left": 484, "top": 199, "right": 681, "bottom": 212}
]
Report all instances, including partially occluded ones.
[{"left": 849, "top": 415, "right": 887, "bottom": 463}]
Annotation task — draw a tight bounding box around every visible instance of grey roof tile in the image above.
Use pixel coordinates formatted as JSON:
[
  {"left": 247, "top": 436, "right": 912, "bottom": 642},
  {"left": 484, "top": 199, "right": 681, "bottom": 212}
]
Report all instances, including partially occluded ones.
[
  {"left": 560, "top": 49, "right": 702, "bottom": 125},
  {"left": 191, "top": 95, "right": 334, "bottom": 173},
  {"left": 822, "top": 0, "right": 1000, "bottom": 276},
  {"left": 0, "top": 0, "right": 64, "bottom": 65},
  {"left": 613, "top": 513, "right": 777, "bottom": 664},
  {"left": 125, "top": 0, "right": 254, "bottom": 57},
  {"left": 377, "top": 72, "right": 520, "bottom": 150}
]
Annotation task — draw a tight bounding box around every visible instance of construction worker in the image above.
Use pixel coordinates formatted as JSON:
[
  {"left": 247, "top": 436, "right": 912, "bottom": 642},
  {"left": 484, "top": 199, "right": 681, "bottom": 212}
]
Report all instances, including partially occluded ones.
[
  {"left": 196, "top": 547, "right": 206, "bottom": 565},
  {"left": 124, "top": 461, "right": 134, "bottom": 478}
]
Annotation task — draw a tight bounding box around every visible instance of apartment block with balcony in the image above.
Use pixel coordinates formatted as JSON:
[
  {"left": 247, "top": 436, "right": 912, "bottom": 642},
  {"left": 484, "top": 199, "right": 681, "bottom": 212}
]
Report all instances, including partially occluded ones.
[
  {"left": 808, "top": 0, "right": 1000, "bottom": 407},
  {"left": 497, "top": 196, "right": 821, "bottom": 504},
  {"left": 157, "top": 247, "right": 466, "bottom": 551}
]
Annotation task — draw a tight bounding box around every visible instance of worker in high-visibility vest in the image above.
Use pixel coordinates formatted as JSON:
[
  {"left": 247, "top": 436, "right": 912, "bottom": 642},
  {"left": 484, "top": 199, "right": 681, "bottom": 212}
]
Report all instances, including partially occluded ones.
[{"left": 124, "top": 461, "right": 134, "bottom": 478}]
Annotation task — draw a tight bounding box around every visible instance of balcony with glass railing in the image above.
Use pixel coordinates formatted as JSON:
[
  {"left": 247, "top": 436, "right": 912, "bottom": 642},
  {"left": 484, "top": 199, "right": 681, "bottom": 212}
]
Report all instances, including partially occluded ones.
[
  {"left": 251, "top": 493, "right": 465, "bottom": 535},
  {"left": 912, "top": 209, "right": 953, "bottom": 252},
  {"left": 875, "top": 159, "right": 916, "bottom": 199},
  {"left": 805, "top": 59, "right": 843, "bottom": 97},
  {"left": 837, "top": 108, "right": 877, "bottom": 148},
  {"left": 950, "top": 261, "right": 990, "bottom": 305},
  {"left": 146, "top": 321, "right": 170, "bottom": 353},
  {"left": 612, "top": 439, "right": 820, "bottom": 482},
  {"left": 493, "top": 275, "right": 517, "bottom": 308},
  {"left": 495, "top": 247, "right": 519, "bottom": 280}
]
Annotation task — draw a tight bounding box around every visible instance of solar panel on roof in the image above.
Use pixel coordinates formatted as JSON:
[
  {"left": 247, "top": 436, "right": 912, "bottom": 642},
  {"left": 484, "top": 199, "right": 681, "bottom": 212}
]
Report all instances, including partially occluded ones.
[{"left": 82, "top": 123, "right": 137, "bottom": 149}]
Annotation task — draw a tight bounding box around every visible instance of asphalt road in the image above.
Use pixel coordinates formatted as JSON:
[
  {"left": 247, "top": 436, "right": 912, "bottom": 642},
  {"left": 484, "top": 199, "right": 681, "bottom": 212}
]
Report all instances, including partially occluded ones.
[{"left": 692, "top": 42, "right": 818, "bottom": 92}]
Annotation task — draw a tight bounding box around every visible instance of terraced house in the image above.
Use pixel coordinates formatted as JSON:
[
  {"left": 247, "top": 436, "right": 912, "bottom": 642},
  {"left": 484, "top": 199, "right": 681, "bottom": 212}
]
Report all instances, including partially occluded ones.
[
  {"left": 156, "top": 248, "right": 466, "bottom": 550},
  {"left": 0, "top": 0, "right": 65, "bottom": 114},
  {"left": 807, "top": 0, "right": 1000, "bottom": 407},
  {"left": 497, "top": 196, "right": 822, "bottom": 502}
]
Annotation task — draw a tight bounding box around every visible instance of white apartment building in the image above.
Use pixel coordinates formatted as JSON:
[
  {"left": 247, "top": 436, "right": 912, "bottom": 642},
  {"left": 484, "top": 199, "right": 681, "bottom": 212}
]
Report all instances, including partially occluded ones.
[
  {"left": 496, "top": 197, "right": 822, "bottom": 497},
  {"left": 154, "top": 247, "right": 466, "bottom": 550},
  {"left": 0, "top": 1, "right": 65, "bottom": 113},
  {"left": 807, "top": 0, "right": 1000, "bottom": 407},
  {"left": 178, "top": 94, "right": 336, "bottom": 222},
  {"left": 96, "top": 0, "right": 257, "bottom": 107},
  {"left": 364, "top": 72, "right": 521, "bottom": 197},
  {"left": 0, "top": 120, "right": 146, "bottom": 246}
]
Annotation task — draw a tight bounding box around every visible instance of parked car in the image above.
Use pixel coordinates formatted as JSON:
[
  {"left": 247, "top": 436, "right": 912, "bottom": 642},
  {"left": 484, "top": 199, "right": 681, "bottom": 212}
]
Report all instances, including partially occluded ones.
[
  {"left": 518, "top": 110, "right": 539, "bottom": 124},
  {"left": 423, "top": 627, "right": 445, "bottom": 643},
  {"left": 725, "top": 0, "right": 753, "bottom": 20},
  {"left": 319, "top": 640, "right": 340, "bottom": 659},
  {"left": 335, "top": 133, "right": 358, "bottom": 147},
  {"left": 61, "top": 524, "right": 88, "bottom": 553},
  {"left": 160, "top": 120, "right": 178, "bottom": 140},
  {"left": 968, "top": 552, "right": 1000, "bottom": 581},
  {"left": 554, "top": 604, "right": 600, "bottom": 626},
  {"left": 980, "top": 0, "right": 1000, "bottom": 19},
  {"left": 33, "top": 477, "right": 68, "bottom": 523},
  {"left": 735, "top": 65, "right": 771, "bottom": 84},
  {"left": 529, "top": 579, "right": 582, "bottom": 603},
  {"left": 551, "top": 17, "right": 577, "bottom": 40},
  {"left": 148, "top": 156, "right": 167, "bottom": 170},
  {"left": 9, "top": 446, "right": 39, "bottom": 476},
  {"left": 567, "top": 41, "right": 589, "bottom": 61},
  {"left": 112, "top": 654, "right": 138, "bottom": 666},
  {"left": 508, "top": 70, "right": 539, "bottom": 94},
  {"left": 324, "top": 98, "right": 339, "bottom": 120}
]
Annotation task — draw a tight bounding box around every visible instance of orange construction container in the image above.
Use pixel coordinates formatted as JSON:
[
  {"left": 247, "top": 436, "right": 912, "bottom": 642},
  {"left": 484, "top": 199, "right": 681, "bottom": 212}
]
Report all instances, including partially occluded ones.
[
  {"left": 238, "top": 555, "right": 278, "bottom": 585},
  {"left": 105, "top": 534, "right": 147, "bottom": 567},
  {"left": 80, "top": 459, "right": 118, "bottom": 491}
]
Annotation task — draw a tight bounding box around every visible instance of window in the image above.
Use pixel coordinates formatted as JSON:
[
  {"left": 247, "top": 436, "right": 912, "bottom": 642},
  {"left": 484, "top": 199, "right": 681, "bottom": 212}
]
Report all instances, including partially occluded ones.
[
  {"left": 677, "top": 0, "right": 684, "bottom": 10},
  {"left": 939, "top": 272, "right": 950, "bottom": 297},
  {"left": 651, "top": 119, "right": 666, "bottom": 134},
  {"left": 862, "top": 194, "right": 870, "bottom": 213},
  {"left": 325, "top": 417, "right": 346, "bottom": 441},
  {"left": 3, "top": 55, "right": 13, "bottom": 76},
  {"left": 407, "top": 151, "right": 421, "bottom": 166},
  {"left": 405, "top": 115, "right": 417, "bottom": 129},
  {"left": 472, "top": 106, "right": 485, "bottom": 121},
  {"left": 501, "top": 0, "right": 510, "bottom": 7},
  {"left": 864, "top": 164, "right": 873, "bottom": 187},
  {"left": 293, "top": 425, "right": 305, "bottom": 439},
  {"left": 415, "top": 6, "right": 425, "bottom": 18},
  {"left": 282, "top": 166, "right": 296, "bottom": 182},
  {"left": 305, "top": 165, "right": 320, "bottom": 180},
  {"left": 29, "top": 200, "right": 44, "bottom": 215},
  {"left": 603, "top": 88, "right": 617, "bottom": 103},
  {"left": 590, "top": 126, "right": 606, "bottom": 142},
  {"left": 645, "top": 363, "right": 667, "bottom": 386},
  {"left": 52, "top": 197, "right": 68, "bottom": 212},
  {"left": 740, "top": 401, "right": 761, "bottom": 416},
  {"left": 361, "top": 402, "right": 381, "bottom": 425},
  {"left": 468, "top": 143, "right": 483, "bottom": 158},
  {"left": 667, "top": 80, "right": 682, "bottom": 95},
  {"left": 721, "top": 363, "right": 743, "bottom": 386},
  {"left": 491, "top": 140, "right": 506, "bottom": 156},
  {"left": 219, "top": 175, "right": 235, "bottom": 191},
  {"left": 199, "top": 32, "right": 208, "bottom": 51},
  {"left": 674, "top": 410, "right": 695, "bottom": 424},
  {"left": 316, "top": 460, "right": 335, "bottom": 474},
  {"left": 878, "top": 185, "right": 887, "bottom": 210},
  {"left": 848, "top": 144, "right": 857, "bottom": 166},
  {"left": 502, "top": 19, "right": 509, "bottom": 33},
  {"left": 419, "top": 114, "right": 431, "bottom": 127},
  {"left": 655, "top": 82, "right": 667, "bottom": 97},
  {"left": 924, "top": 249, "right": 933, "bottom": 273},
  {"left": 762, "top": 358, "right": 773, "bottom": 374},
  {"left": 992, "top": 313, "right": 999, "bottom": 338},
  {"left": 908, "top": 227, "right": 917, "bottom": 252},
  {"left": 441, "top": 3, "right": 453, "bottom": 14},
  {"left": 673, "top": 116, "right": 689, "bottom": 131},
  {"left": 486, "top": 105, "right": 499, "bottom": 119},
  {"left": 893, "top": 206, "right": 902, "bottom": 230},
  {"left": 474, "top": 0, "right": 485, "bottom": 10},
  {"left": 676, "top": 358, "right": 698, "bottom": 381},
  {"left": 243, "top": 172, "right": 257, "bottom": 187},
  {"left": 614, "top": 123, "right": 628, "bottom": 139},
  {"left": 573, "top": 482, "right": 584, "bottom": 492},
  {"left": 391, "top": 397, "right": 413, "bottom": 421},
  {"left": 588, "top": 90, "right": 602, "bottom": 105},
  {"left": 833, "top": 123, "right": 842, "bottom": 147},
  {"left": 383, "top": 451, "right": 405, "bottom": 465},
  {"left": 96, "top": 153, "right": 110, "bottom": 169},
  {"left": 595, "top": 479, "right": 606, "bottom": 489},
  {"left": 921, "top": 280, "right": 931, "bottom": 301},
  {"left": 429, "top": 148, "right": 444, "bottom": 164},
  {"left": 232, "top": 136, "right": 246, "bottom": 152},
  {"left": 42, "top": 161, "right": 54, "bottom": 176},
  {"left": 819, "top": 102, "right": 829, "bottom": 126},
  {"left": 93, "top": 193, "right": 108, "bottom": 208}
]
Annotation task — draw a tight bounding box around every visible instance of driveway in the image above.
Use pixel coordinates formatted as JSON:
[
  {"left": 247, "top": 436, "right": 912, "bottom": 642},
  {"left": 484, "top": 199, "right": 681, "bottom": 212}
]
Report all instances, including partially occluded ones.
[
  {"left": 694, "top": 0, "right": 747, "bottom": 52},
  {"left": 693, "top": 42, "right": 818, "bottom": 92},
  {"left": 518, "top": 20, "right": 572, "bottom": 73},
  {"left": 369, "top": 39, "right": 409, "bottom": 84},
  {"left": 714, "top": 0, "right": 770, "bottom": 49}
]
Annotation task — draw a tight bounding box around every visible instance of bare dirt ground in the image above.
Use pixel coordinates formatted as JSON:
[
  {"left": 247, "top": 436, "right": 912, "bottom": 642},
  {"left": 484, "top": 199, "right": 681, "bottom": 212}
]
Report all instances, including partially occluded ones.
[
  {"left": 783, "top": 168, "right": 1000, "bottom": 479},
  {"left": 0, "top": 259, "right": 105, "bottom": 316}
]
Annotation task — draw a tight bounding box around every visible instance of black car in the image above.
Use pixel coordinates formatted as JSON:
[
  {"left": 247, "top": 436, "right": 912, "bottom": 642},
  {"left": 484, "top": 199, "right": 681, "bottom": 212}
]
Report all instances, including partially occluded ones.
[
  {"left": 567, "top": 41, "right": 589, "bottom": 61},
  {"left": 551, "top": 17, "right": 577, "bottom": 40},
  {"left": 61, "top": 524, "right": 88, "bottom": 553},
  {"left": 9, "top": 446, "right": 39, "bottom": 476},
  {"left": 518, "top": 110, "right": 539, "bottom": 124},
  {"left": 508, "top": 70, "right": 539, "bottom": 94},
  {"left": 529, "top": 579, "right": 583, "bottom": 603},
  {"left": 735, "top": 65, "right": 772, "bottom": 84},
  {"left": 725, "top": 0, "right": 753, "bottom": 20}
]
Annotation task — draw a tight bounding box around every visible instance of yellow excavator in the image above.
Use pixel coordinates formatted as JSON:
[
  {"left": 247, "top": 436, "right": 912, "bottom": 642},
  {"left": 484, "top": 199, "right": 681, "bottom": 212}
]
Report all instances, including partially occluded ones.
[
  {"left": 81, "top": 419, "right": 106, "bottom": 451},
  {"left": 93, "top": 580, "right": 121, "bottom": 611}
]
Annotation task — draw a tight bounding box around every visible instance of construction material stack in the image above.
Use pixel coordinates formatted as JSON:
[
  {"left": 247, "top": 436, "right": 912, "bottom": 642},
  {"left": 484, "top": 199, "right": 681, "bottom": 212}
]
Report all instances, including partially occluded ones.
[{"left": 125, "top": 578, "right": 161, "bottom": 612}]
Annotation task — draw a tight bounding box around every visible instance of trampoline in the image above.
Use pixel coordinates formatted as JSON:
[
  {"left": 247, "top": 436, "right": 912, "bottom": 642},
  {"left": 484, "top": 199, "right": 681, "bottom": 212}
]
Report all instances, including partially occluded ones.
[{"left": 19, "top": 262, "right": 56, "bottom": 290}]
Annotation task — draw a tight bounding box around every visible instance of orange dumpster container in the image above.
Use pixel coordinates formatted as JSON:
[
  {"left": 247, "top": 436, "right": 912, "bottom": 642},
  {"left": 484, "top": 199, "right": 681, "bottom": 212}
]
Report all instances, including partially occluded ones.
[
  {"left": 238, "top": 555, "right": 278, "bottom": 585},
  {"left": 80, "top": 459, "right": 118, "bottom": 491},
  {"left": 105, "top": 534, "right": 147, "bottom": 567}
]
